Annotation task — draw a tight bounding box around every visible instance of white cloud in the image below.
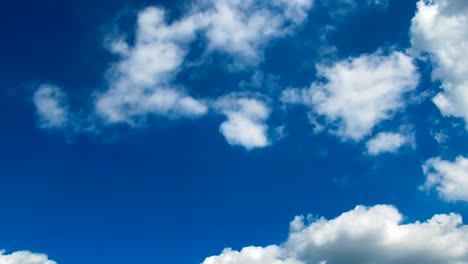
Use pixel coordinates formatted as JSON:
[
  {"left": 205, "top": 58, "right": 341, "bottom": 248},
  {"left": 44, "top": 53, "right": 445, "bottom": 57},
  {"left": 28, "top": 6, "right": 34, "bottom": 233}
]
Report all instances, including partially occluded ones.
[
  {"left": 365, "top": 132, "right": 410, "bottom": 155},
  {"left": 33, "top": 84, "right": 69, "bottom": 129},
  {"left": 95, "top": 7, "right": 208, "bottom": 124},
  {"left": 202, "top": 205, "right": 468, "bottom": 264},
  {"left": 422, "top": 156, "right": 468, "bottom": 202},
  {"left": 202, "top": 246, "right": 302, "bottom": 264},
  {"left": 0, "top": 250, "right": 56, "bottom": 264},
  {"left": 202, "top": 0, "right": 313, "bottom": 64},
  {"left": 215, "top": 95, "right": 271, "bottom": 150},
  {"left": 282, "top": 51, "right": 419, "bottom": 141},
  {"left": 410, "top": 0, "right": 468, "bottom": 127},
  {"left": 95, "top": 0, "right": 313, "bottom": 125}
]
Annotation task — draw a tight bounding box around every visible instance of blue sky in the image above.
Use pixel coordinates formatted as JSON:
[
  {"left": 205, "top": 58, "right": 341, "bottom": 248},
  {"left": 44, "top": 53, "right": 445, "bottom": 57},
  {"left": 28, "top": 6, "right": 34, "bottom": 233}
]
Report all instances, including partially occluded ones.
[{"left": 1, "top": 0, "right": 468, "bottom": 263}]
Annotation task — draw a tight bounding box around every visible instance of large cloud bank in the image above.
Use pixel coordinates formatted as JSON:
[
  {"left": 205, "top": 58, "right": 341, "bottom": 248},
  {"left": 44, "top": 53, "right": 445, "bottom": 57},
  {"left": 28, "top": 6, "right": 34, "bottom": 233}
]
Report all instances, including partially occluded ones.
[{"left": 202, "top": 204, "right": 468, "bottom": 264}]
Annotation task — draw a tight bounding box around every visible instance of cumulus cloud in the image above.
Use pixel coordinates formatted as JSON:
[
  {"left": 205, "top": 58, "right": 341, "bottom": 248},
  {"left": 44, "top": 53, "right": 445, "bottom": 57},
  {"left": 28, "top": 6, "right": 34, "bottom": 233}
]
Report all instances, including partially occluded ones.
[
  {"left": 96, "top": 0, "right": 314, "bottom": 124},
  {"left": 215, "top": 95, "right": 271, "bottom": 150},
  {"left": 410, "top": 0, "right": 468, "bottom": 127},
  {"left": 33, "top": 84, "right": 69, "bottom": 129},
  {"left": 95, "top": 7, "right": 208, "bottom": 124},
  {"left": 365, "top": 132, "right": 411, "bottom": 155},
  {"left": 0, "top": 250, "right": 56, "bottom": 264},
  {"left": 282, "top": 51, "right": 419, "bottom": 141},
  {"left": 422, "top": 156, "right": 468, "bottom": 202},
  {"left": 201, "top": 0, "right": 313, "bottom": 64},
  {"left": 202, "top": 246, "right": 302, "bottom": 264},
  {"left": 35, "top": 0, "right": 314, "bottom": 131},
  {"left": 202, "top": 205, "right": 468, "bottom": 264}
]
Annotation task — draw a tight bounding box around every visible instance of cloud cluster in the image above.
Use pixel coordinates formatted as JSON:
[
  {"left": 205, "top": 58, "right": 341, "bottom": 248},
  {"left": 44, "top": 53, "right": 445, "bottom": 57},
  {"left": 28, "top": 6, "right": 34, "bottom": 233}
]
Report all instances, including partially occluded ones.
[
  {"left": 79, "top": 0, "right": 315, "bottom": 126},
  {"left": 410, "top": 0, "right": 468, "bottom": 127},
  {"left": 33, "top": 0, "right": 314, "bottom": 149},
  {"left": 422, "top": 156, "right": 468, "bottom": 202},
  {"left": 282, "top": 51, "right": 419, "bottom": 141},
  {"left": 0, "top": 250, "right": 56, "bottom": 264},
  {"left": 202, "top": 204, "right": 468, "bottom": 264}
]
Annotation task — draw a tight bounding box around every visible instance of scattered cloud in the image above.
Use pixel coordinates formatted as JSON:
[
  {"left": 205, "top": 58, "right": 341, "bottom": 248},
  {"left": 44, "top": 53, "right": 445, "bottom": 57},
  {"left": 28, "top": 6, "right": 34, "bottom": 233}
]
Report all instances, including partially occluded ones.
[
  {"left": 34, "top": 0, "right": 314, "bottom": 137},
  {"left": 215, "top": 94, "right": 271, "bottom": 150},
  {"left": 201, "top": 0, "right": 314, "bottom": 65},
  {"left": 202, "top": 204, "right": 468, "bottom": 264},
  {"left": 365, "top": 132, "right": 411, "bottom": 155},
  {"left": 322, "top": 0, "right": 388, "bottom": 20},
  {"left": 33, "top": 84, "right": 69, "bottom": 129},
  {"left": 95, "top": 7, "right": 208, "bottom": 125},
  {"left": 422, "top": 156, "right": 468, "bottom": 202},
  {"left": 410, "top": 0, "right": 468, "bottom": 127},
  {"left": 0, "top": 250, "right": 56, "bottom": 264},
  {"left": 282, "top": 50, "right": 419, "bottom": 141}
]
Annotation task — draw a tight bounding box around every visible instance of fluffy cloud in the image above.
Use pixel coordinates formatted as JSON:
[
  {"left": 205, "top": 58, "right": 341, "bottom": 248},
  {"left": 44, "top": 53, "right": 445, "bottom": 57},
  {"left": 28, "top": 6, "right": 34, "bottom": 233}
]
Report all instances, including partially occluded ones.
[
  {"left": 202, "top": 246, "right": 302, "bottom": 264},
  {"left": 215, "top": 95, "right": 271, "bottom": 150},
  {"left": 95, "top": 7, "right": 208, "bottom": 124},
  {"left": 201, "top": 0, "right": 313, "bottom": 64},
  {"left": 422, "top": 156, "right": 468, "bottom": 202},
  {"left": 202, "top": 205, "right": 468, "bottom": 264},
  {"left": 37, "top": 0, "right": 313, "bottom": 130},
  {"left": 33, "top": 85, "right": 69, "bottom": 129},
  {"left": 96, "top": 0, "right": 314, "bottom": 124},
  {"left": 0, "top": 250, "right": 56, "bottom": 264},
  {"left": 282, "top": 51, "right": 419, "bottom": 141},
  {"left": 365, "top": 132, "right": 411, "bottom": 155},
  {"left": 410, "top": 0, "right": 468, "bottom": 127}
]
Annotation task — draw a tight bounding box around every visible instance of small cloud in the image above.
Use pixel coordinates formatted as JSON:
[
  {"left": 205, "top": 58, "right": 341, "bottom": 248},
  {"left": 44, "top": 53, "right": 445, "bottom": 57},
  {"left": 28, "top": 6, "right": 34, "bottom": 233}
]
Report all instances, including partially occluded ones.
[
  {"left": 215, "top": 94, "right": 271, "bottom": 150},
  {"left": 282, "top": 50, "right": 419, "bottom": 141},
  {"left": 365, "top": 132, "right": 411, "bottom": 156},
  {"left": 33, "top": 84, "right": 69, "bottom": 129},
  {"left": 421, "top": 156, "right": 468, "bottom": 202}
]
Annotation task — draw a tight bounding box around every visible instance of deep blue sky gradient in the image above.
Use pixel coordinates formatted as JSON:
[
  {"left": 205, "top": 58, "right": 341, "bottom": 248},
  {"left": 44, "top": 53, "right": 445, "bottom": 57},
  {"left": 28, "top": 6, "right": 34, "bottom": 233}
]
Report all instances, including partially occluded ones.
[{"left": 1, "top": 0, "right": 468, "bottom": 263}]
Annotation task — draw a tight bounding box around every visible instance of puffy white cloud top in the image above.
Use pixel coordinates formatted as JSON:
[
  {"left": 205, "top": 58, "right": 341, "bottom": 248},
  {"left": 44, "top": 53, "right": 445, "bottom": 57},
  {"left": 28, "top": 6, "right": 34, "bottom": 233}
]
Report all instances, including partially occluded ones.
[
  {"left": 202, "top": 246, "right": 302, "bottom": 264},
  {"left": 0, "top": 250, "right": 56, "bottom": 264},
  {"left": 202, "top": 205, "right": 468, "bottom": 264}
]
